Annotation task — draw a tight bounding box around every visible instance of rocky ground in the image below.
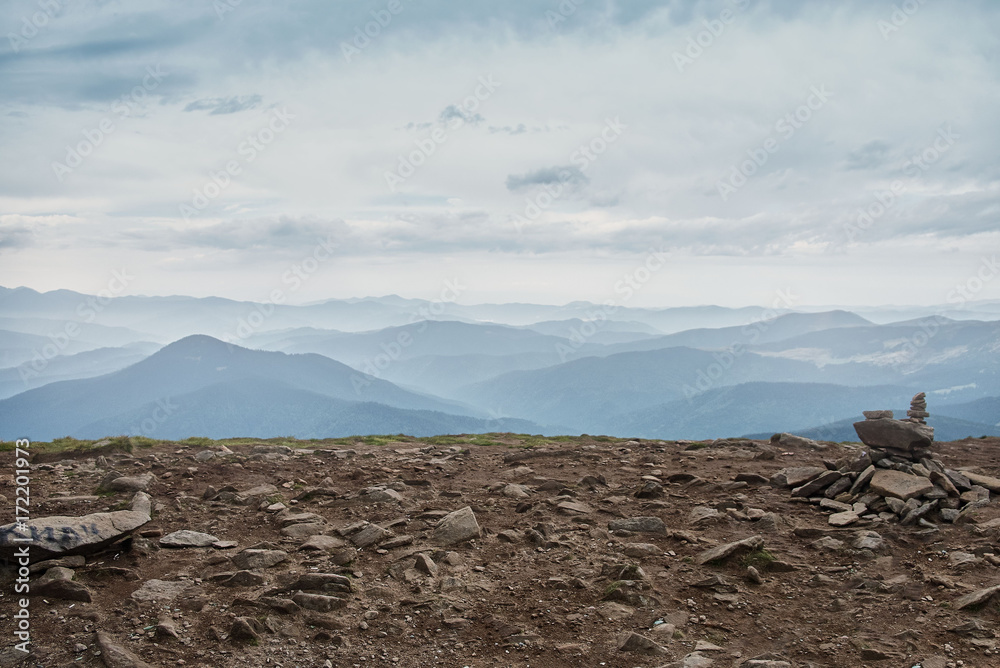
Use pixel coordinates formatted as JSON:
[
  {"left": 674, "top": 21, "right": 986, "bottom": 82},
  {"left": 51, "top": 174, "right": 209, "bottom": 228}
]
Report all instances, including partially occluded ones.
[{"left": 2, "top": 433, "right": 1000, "bottom": 668}]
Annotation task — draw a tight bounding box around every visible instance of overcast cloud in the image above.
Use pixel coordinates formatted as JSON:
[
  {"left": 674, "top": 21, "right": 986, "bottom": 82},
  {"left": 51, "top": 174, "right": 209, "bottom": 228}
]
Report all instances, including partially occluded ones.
[{"left": 1, "top": 0, "right": 998, "bottom": 307}]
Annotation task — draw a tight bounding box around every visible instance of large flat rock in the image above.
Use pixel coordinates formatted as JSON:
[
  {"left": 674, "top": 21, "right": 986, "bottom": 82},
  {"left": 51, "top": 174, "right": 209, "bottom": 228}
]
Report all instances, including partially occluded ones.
[
  {"left": 869, "top": 470, "right": 934, "bottom": 501},
  {"left": 853, "top": 418, "right": 933, "bottom": 454},
  {"left": 0, "top": 493, "right": 151, "bottom": 561}
]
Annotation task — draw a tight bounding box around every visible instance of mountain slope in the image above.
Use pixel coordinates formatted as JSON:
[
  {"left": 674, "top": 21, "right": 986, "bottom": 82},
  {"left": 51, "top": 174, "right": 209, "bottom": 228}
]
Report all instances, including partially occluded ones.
[
  {"left": 76, "top": 377, "right": 543, "bottom": 440},
  {"left": 270, "top": 321, "right": 596, "bottom": 367},
  {"left": 591, "top": 310, "right": 872, "bottom": 357},
  {"left": 604, "top": 381, "right": 919, "bottom": 440},
  {"left": 0, "top": 343, "right": 159, "bottom": 399},
  {"left": 0, "top": 335, "right": 479, "bottom": 440},
  {"left": 458, "top": 347, "right": 846, "bottom": 431}
]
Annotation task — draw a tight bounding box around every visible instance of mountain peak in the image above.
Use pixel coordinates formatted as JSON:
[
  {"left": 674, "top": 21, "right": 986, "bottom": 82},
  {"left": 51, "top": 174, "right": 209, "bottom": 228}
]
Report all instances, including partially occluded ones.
[{"left": 157, "top": 334, "right": 239, "bottom": 356}]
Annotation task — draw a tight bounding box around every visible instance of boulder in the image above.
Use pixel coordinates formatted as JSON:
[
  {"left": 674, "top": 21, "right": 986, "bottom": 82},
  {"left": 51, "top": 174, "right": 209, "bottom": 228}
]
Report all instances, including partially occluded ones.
[
  {"left": 432, "top": 507, "right": 481, "bottom": 546},
  {"left": 0, "top": 492, "right": 151, "bottom": 561},
  {"left": 853, "top": 418, "right": 933, "bottom": 459}
]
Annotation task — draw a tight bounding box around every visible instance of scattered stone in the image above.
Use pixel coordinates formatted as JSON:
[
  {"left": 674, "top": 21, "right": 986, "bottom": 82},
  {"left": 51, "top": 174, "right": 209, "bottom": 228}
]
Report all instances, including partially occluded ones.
[
  {"left": 828, "top": 511, "right": 859, "bottom": 527},
  {"left": 770, "top": 433, "right": 824, "bottom": 449},
  {"left": 954, "top": 584, "right": 1000, "bottom": 610},
  {"left": 292, "top": 593, "right": 346, "bottom": 612},
  {"left": 159, "top": 530, "right": 220, "bottom": 548},
  {"left": 624, "top": 543, "right": 661, "bottom": 558},
  {"left": 432, "top": 507, "right": 481, "bottom": 546},
  {"left": 230, "top": 549, "right": 288, "bottom": 570},
  {"left": 770, "top": 467, "right": 827, "bottom": 489},
  {"left": 32, "top": 567, "right": 92, "bottom": 602},
  {"left": 95, "top": 631, "right": 154, "bottom": 668},
  {"left": 229, "top": 617, "right": 262, "bottom": 643},
  {"left": 852, "top": 530, "right": 884, "bottom": 551},
  {"left": 965, "top": 471, "right": 1000, "bottom": 493},
  {"left": 130, "top": 579, "right": 197, "bottom": 604},
  {"left": 695, "top": 536, "right": 764, "bottom": 565},
  {"left": 351, "top": 523, "right": 390, "bottom": 549},
  {"left": 791, "top": 470, "right": 842, "bottom": 497},
  {"left": 102, "top": 474, "right": 155, "bottom": 493},
  {"left": 608, "top": 517, "right": 667, "bottom": 534},
  {"left": 619, "top": 632, "right": 669, "bottom": 656}
]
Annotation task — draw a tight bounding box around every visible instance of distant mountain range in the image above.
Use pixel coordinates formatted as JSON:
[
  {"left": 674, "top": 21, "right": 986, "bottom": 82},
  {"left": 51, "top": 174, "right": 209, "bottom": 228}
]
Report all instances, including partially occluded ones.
[
  {"left": 1, "top": 285, "right": 998, "bottom": 442},
  {"left": 0, "top": 336, "right": 540, "bottom": 441}
]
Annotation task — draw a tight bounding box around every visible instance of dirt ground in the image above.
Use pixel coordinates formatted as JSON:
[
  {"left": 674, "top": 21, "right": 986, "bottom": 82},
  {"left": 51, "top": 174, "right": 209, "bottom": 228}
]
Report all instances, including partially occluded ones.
[{"left": 2, "top": 434, "right": 1000, "bottom": 668}]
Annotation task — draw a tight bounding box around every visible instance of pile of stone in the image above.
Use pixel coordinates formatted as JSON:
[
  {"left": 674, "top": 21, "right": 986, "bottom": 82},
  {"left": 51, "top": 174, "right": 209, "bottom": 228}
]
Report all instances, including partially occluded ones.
[
  {"left": 772, "top": 449, "right": 1000, "bottom": 528},
  {"left": 771, "top": 390, "right": 1000, "bottom": 529},
  {"left": 852, "top": 392, "right": 934, "bottom": 461},
  {"left": 907, "top": 391, "right": 929, "bottom": 423}
]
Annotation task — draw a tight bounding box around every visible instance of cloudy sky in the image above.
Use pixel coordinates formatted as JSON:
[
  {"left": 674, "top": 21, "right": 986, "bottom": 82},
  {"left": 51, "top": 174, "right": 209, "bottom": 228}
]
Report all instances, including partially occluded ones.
[{"left": 1, "top": 0, "right": 998, "bottom": 308}]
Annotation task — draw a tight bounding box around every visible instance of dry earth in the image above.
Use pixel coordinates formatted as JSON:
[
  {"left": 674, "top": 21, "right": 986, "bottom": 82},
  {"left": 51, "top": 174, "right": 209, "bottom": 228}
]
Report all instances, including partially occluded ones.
[{"left": 2, "top": 434, "right": 1000, "bottom": 668}]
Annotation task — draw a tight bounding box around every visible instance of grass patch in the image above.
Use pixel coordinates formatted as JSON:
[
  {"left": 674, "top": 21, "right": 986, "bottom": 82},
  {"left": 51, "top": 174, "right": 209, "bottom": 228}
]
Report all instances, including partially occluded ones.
[
  {"left": 740, "top": 549, "right": 776, "bottom": 570},
  {"left": 602, "top": 580, "right": 624, "bottom": 596},
  {"left": 420, "top": 435, "right": 471, "bottom": 446},
  {"left": 684, "top": 441, "right": 710, "bottom": 451}
]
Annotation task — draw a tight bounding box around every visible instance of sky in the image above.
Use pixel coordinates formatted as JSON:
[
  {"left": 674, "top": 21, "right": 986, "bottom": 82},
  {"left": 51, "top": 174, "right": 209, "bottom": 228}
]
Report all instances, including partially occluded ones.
[{"left": 1, "top": 0, "right": 999, "bottom": 308}]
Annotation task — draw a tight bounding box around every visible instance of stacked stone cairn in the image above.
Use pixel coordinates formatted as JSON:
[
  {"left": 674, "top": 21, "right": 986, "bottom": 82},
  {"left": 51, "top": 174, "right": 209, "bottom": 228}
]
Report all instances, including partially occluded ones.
[
  {"left": 769, "top": 392, "right": 1000, "bottom": 528},
  {"left": 907, "top": 391, "right": 929, "bottom": 423}
]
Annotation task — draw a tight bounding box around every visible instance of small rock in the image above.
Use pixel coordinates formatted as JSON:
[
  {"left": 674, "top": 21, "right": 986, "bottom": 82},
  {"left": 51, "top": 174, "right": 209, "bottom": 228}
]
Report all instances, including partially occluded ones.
[
  {"left": 695, "top": 536, "right": 764, "bottom": 565},
  {"left": 619, "top": 631, "right": 669, "bottom": 656},
  {"left": 160, "top": 530, "right": 219, "bottom": 548},
  {"left": 95, "top": 631, "right": 154, "bottom": 668}
]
